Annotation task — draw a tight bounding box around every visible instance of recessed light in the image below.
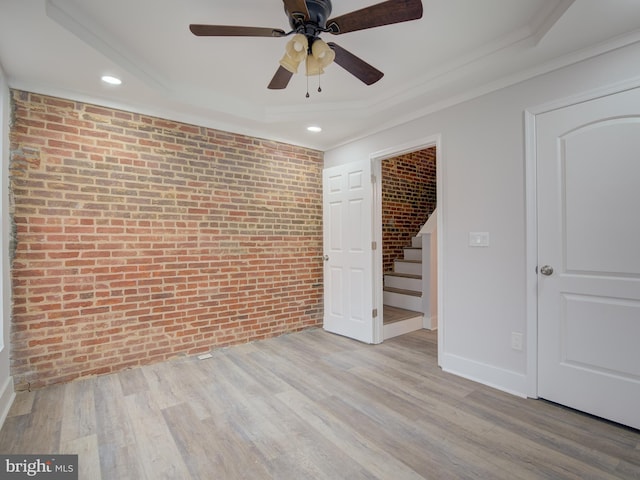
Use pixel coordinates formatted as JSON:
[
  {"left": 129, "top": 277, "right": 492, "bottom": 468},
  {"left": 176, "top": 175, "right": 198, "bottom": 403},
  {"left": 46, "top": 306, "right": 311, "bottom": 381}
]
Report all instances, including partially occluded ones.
[
  {"left": 307, "top": 126, "right": 322, "bottom": 133},
  {"left": 101, "top": 75, "right": 122, "bottom": 85}
]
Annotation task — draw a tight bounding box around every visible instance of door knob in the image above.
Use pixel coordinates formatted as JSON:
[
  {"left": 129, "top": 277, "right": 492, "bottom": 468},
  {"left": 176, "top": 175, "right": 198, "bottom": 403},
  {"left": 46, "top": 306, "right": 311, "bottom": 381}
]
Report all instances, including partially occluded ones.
[
  {"left": 323, "top": 255, "right": 329, "bottom": 261},
  {"left": 540, "top": 265, "right": 554, "bottom": 276}
]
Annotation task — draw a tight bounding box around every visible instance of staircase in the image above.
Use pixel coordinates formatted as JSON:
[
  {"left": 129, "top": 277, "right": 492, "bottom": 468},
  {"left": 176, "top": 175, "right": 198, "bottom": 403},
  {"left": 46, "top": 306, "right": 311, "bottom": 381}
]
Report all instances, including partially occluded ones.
[{"left": 383, "top": 235, "right": 424, "bottom": 339}]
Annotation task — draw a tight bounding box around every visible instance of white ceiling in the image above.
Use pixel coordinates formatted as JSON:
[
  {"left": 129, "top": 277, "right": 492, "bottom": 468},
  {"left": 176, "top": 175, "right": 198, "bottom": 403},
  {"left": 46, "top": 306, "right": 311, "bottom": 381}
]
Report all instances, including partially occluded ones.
[{"left": 1, "top": 0, "right": 640, "bottom": 150}]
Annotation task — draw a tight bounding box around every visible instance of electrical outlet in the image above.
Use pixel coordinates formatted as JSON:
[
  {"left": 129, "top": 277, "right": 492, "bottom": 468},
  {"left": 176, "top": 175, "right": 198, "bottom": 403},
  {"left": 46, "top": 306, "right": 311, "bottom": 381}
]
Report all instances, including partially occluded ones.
[{"left": 511, "top": 332, "right": 523, "bottom": 351}]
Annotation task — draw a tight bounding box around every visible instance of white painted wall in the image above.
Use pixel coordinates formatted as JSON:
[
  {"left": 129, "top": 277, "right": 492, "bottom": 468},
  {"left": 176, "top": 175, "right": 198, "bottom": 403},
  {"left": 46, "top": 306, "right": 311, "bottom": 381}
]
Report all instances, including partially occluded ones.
[
  {"left": 0, "top": 64, "right": 15, "bottom": 425},
  {"left": 418, "top": 209, "right": 437, "bottom": 330},
  {"left": 325, "top": 41, "right": 640, "bottom": 397}
]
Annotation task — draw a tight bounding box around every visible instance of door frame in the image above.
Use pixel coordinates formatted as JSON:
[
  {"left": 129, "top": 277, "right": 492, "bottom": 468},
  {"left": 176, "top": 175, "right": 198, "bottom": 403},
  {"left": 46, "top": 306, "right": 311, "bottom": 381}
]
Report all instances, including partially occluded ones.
[
  {"left": 524, "top": 77, "right": 640, "bottom": 398},
  {"left": 370, "top": 135, "right": 444, "bottom": 363}
]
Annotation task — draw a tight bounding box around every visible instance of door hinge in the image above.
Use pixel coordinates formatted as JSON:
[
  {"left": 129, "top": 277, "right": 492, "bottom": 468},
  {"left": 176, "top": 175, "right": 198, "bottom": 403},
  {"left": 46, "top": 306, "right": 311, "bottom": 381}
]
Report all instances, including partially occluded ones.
[
  {"left": 372, "top": 241, "right": 377, "bottom": 250},
  {"left": 372, "top": 308, "right": 378, "bottom": 318},
  {"left": 371, "top": 174, "right": 377, "bottom": 184}
]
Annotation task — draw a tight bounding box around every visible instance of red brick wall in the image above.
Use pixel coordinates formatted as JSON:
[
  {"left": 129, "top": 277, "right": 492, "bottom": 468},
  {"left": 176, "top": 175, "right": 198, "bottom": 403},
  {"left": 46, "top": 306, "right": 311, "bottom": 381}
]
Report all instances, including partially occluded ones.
[
  {"left": 9, "top": 90, "right": 324, "bottom": 390},
  {"left": 382, "top": 148, "right": 436, "bottom": 273}
]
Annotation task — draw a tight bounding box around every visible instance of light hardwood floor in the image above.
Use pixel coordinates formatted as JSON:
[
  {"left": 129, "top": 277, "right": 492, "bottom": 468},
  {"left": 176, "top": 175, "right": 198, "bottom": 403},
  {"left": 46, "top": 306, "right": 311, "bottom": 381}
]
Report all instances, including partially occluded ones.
[
  {"left": 1, "top": 328, "right": 639, "bottom": 479},
  {"left": 383, "top": 305, "right": 422, "bottom": 324}
]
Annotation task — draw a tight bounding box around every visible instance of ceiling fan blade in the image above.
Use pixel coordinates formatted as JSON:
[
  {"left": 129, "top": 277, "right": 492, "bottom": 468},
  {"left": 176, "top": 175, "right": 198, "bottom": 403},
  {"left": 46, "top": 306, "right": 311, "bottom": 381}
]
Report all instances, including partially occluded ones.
[
  {"left": 328, "top": 43, "right": 383, "bottom": 85},
  {"left": 268, "top": 66, "right": 294, "bottom": 90},
  {"left": 190, "top": 24, "right": 286, "bottom": 37},
  {"left": 327, "top": 0, "right": 423, "bottom": 34},
  {"left": 282, "top": 0, "right": 310, "bottom": 21}
]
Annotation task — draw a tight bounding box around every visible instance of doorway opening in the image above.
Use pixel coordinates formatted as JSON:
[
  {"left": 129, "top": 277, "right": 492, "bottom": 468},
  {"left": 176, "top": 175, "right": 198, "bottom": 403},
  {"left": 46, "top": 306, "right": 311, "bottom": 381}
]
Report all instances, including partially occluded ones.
[{"left": 372, "top": 140, "right": 440, "bottom": 343}]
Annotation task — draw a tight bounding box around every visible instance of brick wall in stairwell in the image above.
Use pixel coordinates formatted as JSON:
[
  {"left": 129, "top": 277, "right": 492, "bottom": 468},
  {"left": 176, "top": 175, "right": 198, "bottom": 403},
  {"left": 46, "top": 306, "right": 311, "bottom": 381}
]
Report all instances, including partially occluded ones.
[
  {"left": 8, "top": 90, "right": 324, "bottom": 390},
  {"left": 382, "top": 147, "right": 437, "bottom": 274}
]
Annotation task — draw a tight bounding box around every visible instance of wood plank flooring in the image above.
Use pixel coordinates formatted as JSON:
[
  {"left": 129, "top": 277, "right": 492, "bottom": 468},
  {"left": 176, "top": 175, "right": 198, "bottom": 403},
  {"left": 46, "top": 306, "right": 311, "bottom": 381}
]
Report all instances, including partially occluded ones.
[
  {"left": 383, "top": 305, "right": 422, "bottom": 324},
  {"left": 1, "top": 328, "right": 639, "bottom": 479}
]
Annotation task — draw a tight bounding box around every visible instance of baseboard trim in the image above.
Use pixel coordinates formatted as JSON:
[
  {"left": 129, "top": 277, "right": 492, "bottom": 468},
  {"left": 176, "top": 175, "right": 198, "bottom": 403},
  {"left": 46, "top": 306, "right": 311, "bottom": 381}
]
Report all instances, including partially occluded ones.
[
  {"left": 423, "top": 315, "right": 437, "bottom": 330},
  {"left": 0, "top": 375, "right": 15, "bottom": 429},
  {"left": 383, "top": 316, "right": 423, "bottom": 340},
  {"left": 441, "top": 352, "right": 528, "bottom": 398}
]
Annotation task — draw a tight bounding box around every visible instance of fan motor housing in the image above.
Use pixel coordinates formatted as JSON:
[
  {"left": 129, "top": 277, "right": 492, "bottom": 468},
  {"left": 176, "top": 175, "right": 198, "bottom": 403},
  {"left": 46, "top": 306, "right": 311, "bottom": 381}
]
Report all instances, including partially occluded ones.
[{"left": 287, "top": 0, "right": 332, "bottom": 29}]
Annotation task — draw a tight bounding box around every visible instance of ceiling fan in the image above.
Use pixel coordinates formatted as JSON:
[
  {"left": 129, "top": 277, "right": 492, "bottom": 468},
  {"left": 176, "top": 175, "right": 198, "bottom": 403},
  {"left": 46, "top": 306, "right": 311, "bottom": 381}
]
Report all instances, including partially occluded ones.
[{"left": 189, "top": 0, "right": 423, "bottom": 91}]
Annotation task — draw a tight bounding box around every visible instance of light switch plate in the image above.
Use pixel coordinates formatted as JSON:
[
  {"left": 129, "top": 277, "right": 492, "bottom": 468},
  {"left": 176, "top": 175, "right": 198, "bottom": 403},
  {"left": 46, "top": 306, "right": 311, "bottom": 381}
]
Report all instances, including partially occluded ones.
[{"left": 469, "top": 232, "right": 489, "bottom": 247}]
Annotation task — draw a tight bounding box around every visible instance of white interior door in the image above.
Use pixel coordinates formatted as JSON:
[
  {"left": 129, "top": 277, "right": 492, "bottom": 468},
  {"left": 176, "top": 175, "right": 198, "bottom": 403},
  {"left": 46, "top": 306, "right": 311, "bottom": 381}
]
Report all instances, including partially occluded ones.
[
  {"left": 536, "top": 87, "right": 640, "bottom": 430},
  {"left": 323, "top": 160, "right": 374, "bottom": 343}
]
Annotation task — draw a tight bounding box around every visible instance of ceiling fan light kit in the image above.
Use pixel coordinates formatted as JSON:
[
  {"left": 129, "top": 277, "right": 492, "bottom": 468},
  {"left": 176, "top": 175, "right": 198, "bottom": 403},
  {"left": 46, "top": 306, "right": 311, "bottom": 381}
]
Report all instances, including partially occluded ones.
[
  {"left": 189, "top": 0, "right": 423, "bottom": 92},
  {"left": 279, "top": 34, "right": 309, "bottom": 73},
  {"left": 309, "top": 39, "right": 335, "bottom": 73}
]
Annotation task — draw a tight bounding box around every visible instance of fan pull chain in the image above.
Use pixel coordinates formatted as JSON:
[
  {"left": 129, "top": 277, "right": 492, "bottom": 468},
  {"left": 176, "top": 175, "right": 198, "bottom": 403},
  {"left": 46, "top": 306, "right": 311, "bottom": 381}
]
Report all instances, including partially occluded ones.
[
  {"left": 304, "top": 55, "right": 309, "bottom": 98},
  {"left": 303, "top": 55, "right": 323, "bottom": 97}
]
